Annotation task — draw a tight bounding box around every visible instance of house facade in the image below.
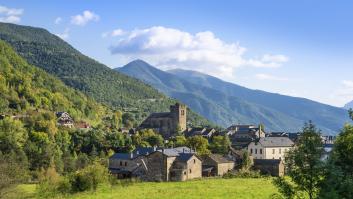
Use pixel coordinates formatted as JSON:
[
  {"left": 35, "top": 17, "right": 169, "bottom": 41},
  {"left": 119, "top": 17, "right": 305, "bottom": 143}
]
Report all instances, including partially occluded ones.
[
  {"left": 202, "top": 154, "right": 235, "bottom": 176},
  {"left": 56, "top": 112, "right": 74, "bottom": 128},
  {"left": 247, "top": 137, "right": 294, "bottom": 160}
]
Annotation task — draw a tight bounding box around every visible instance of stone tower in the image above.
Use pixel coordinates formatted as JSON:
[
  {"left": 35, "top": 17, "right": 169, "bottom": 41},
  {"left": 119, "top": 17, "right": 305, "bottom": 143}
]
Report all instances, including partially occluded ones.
[{"left": 170, "top": 103, "right": 187, "bottom": 133}]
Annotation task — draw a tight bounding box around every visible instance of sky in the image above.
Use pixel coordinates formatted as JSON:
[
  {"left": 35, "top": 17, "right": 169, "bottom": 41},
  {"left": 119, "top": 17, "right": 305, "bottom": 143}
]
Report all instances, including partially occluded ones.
[{"left": 1, "top": 0, "right": 353, "bottom": 107}]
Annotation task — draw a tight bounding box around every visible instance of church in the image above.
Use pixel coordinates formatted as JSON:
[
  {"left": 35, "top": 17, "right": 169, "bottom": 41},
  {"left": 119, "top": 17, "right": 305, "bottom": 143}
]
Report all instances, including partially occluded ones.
[{"left": 139, "top": 103, "right": 187, "bottom": 138}]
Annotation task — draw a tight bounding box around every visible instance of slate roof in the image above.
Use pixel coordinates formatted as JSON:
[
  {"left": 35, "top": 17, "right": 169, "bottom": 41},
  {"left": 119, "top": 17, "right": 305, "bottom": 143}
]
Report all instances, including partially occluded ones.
[
  {"left": 109, "top": 147, "right": 195, "bottom": 160},
  {"left": 148, "top": 112, "right": 172, "bottom": 118},
  {"left": 258, "top": 137, "right": 294, "bottom": 147},
  {"left": 176, "top": 153, "right": 195, "bottom": 162},
  {"left": 110, "top": 147, "right": 159, "bottom": 160},
  {"left": 206, "top": 154, "right": 234, "bottom": 164},
  {"left": 159, "top": 147, "right": 194, "bottom": 157}
]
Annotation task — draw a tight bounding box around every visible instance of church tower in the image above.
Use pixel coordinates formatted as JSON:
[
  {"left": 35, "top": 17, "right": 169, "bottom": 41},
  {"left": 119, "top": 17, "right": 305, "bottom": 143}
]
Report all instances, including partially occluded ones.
[{"left": 170, "top": 103, "right": 187, "bottom": 132}]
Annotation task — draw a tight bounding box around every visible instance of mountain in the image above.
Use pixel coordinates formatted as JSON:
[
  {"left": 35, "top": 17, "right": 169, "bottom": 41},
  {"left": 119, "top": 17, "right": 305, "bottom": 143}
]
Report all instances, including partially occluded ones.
[
  {"left": 117, "top": 60, "right": 349, "bottom": 135},
  {"left": 0, "top": 22, "right": 212, "bottom": 127},
  {"left": 0, "top": 39, "right": 105, "bottom": 124},
  {"left": 344, "top": 100, "right": 353, "bottom": 109}
]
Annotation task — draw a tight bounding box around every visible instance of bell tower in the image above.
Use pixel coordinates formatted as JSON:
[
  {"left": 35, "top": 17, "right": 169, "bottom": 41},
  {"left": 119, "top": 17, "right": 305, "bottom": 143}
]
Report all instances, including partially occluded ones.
[{"left": 170, "top": 103, "right": 187, "bottom": 132}]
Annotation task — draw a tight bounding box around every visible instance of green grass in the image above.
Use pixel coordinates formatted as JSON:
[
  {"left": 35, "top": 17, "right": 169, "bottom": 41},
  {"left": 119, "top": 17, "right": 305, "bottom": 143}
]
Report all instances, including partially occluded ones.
[{"left": 13, "top": 178, "right": 278, "bottom": 199}]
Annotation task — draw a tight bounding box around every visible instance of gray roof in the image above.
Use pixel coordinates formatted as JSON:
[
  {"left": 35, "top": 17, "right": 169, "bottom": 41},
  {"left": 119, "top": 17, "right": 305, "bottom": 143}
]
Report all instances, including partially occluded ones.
[
  {"left": 176, "top": 153, "right": 195, "bottom": 162},
  {"left": 258, "top": 137, "right": 294, "bottom": 147},
  {"left": 109, "top": 147, "right": 194, "bottom": 160},
  {"left": 159, "top": 147, "right": 194, "bottom": 156},
  {"left": 110, "top": 147, "right": 160, "bottom": 160},
  {"left": 147, "top": 112, "right": 172, "bottom": 119}
]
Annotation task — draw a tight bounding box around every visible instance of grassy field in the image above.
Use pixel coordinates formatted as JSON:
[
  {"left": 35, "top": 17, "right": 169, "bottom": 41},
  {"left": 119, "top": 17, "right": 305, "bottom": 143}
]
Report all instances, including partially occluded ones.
[{"left": 12, "top": 178, "right": 278, "bottom": 199}]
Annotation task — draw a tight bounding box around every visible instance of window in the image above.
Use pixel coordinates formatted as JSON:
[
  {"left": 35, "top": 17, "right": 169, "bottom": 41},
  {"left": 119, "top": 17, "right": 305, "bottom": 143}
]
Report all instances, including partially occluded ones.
[
  {"left": 279, "top": 149, "right": 282, "bottom": 154},
  {"left": 181, "top": 110, "right": 185, "bottom": 116},
  {"left": 255, "top": 149, "right": 257, "bottom": 154},
  {"left": 260, "top": 149, "right": 263, "bottom": 154},
  {"left": 184, "top": 171, "right": 186, "bottom": 175},
  {"left": 125, "top": 162, "right": 127, "bottom": 166},
  {"left": 193, "top": 159, "right": 196, "bottom": 164},
  {"left": 250, "top": 149, "right": 253, "bottom": 154},
  {"left": 272, "top": 149, "right": 275, "bottom": 154},
  {"left": 189, "top": 169, "right": 192, "bottom": 173},
  {"left": 120, "top": 161, "right": 122, "bottom": 166}
]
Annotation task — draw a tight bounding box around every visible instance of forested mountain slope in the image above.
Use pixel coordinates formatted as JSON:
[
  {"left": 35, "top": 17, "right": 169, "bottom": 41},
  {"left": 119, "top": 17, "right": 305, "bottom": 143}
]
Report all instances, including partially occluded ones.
[
  {"left": 0, "top": 22, "right": 212, "bottom": 127},
  {"left": 0, "top": 39, "right": 105, "bottom": 124},
  {"left": 118, "top": 60, "right": 349, "bottom": 134}
]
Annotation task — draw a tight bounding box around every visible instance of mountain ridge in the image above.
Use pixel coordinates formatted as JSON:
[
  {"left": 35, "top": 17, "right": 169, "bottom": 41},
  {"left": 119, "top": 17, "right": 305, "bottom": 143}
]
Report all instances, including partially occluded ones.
[{"left": 117, "top": 60, "right": 349, "bottom": 135}]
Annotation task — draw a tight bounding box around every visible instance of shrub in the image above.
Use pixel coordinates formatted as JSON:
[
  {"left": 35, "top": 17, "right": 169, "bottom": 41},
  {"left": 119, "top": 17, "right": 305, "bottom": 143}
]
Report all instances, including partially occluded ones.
[
  {"left": 70, "top": 162, "right": 109, "bottom": 192},
  {"left": 223, "top": 169, "right": 263, "bottom": 179}
]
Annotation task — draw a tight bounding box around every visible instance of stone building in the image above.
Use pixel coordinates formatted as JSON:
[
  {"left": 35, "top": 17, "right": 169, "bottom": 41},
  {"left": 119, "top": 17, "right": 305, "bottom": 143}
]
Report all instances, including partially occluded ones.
[
  {"left": 253, "top": 159, "right": 285, "bottom": 177},
  {"left": 202, "top": 154, "right": 235, "bottom": 176},
  {"left": 139, "top": 103, "right": 187, "bottom": 138},
  {"left": 143, "top": 147, "right": 202, "bottom": 182},
  {"left": 109, "top": 147, "right": 202, "bottom": 182},
  {"left": 226, "top": 124, "right": 266, "bottom": 149},
  {"left": 247, "top": 137, "right": 294, "bottom": 160},
  {"left": 184, "top": 127, "right": 216, "bottom": 139}
]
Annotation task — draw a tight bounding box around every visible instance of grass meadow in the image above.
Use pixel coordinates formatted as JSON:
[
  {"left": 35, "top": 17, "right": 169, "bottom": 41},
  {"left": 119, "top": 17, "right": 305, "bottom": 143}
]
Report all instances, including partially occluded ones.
[{"left": 9, "top": 178, "right": 278, "bottom": 199}]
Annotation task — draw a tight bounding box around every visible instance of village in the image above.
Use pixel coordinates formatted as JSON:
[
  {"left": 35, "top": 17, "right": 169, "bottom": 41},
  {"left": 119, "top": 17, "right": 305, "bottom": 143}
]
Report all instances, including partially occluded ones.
[{"left": 100, "top": 103, "right": 335, "bottom": 181}]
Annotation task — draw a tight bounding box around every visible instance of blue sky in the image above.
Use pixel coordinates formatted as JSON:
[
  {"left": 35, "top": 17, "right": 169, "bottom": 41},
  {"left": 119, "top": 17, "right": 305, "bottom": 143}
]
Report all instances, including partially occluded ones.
[{"left": 1, "top": 0, "right": 353, "bottom": 107}]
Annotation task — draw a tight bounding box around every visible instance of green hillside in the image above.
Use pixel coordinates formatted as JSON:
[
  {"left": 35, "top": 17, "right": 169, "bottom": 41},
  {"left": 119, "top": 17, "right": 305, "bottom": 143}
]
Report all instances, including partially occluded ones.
[
  {"left": 0, "top": 22, "right": 212, "bottom": 127},
  {"left": 0, "top": 40, "right": 105, "bottom": 124}
]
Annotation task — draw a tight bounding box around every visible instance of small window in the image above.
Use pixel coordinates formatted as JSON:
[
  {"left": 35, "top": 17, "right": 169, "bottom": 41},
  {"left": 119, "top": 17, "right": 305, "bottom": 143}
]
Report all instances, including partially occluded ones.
[
  {"left": 272, "top": 149, "right": 275, "bottom": 154},
  {"left": 193, "top": 159, "right": 196, "bottom": 164},
  {"left": 250, "top": 149, "right": 253, "bottom": 154},
  {"left": 189, "top": 169, "right": 192, "bottom": 174},
  {"left": 279, "top": 149, "right": 282, "bottom": 154},
  {"left": 184, "top": 171, "right": 186, "bottom": 175},
  {"left": 181, "top": 110, "right": 185, "bottom": 116},
  {"left": 125, "top": 162, "right": 127, "bottom": 166},
  {"left": 260, "top": 149, "right": 263, "bottom": 154},
  {"left": 255, "top": 149, "right": 257, "bottom": 154},
  {"left": 120, "top": 161, "right": 122, "bottom": 166}
]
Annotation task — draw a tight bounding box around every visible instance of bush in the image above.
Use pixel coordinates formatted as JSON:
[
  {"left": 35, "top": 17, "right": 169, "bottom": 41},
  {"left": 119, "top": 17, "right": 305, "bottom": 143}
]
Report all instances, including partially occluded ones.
[
  {"left": 70, "top": 162, "right": 109, "bottom": 192},
  {"left": 223, "top": 169, "right": 263, "bottom": 179}
]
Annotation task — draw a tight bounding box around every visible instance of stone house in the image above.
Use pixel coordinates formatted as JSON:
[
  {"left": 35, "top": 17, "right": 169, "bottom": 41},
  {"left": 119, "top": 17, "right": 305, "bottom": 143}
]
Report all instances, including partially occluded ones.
[
  {"left": 247, "top": 137, "right": 294, "bottom": 160},
  {"left": 184, "top": 127, "right": 216, "bottom": 139},
  {"left": 56, "top": 112, "right": 74, "bottom": 128},
  {"left": 108, "top": 147, "right": 157, "bottom": 178},
  {"left": 139, "top": 103, "right": 187, "bottom": 138},
  {"left": 109, "top": 147, "right": 202, "bottom": 181},
  {"left": 227, "top": 124, "right": 266, "bottom": 149},
  {"left": 202, "top": 154, "right": 235, "bottom": 176},
  {"left": 253, "top": 159, "right": 285, "bottom": 177}
]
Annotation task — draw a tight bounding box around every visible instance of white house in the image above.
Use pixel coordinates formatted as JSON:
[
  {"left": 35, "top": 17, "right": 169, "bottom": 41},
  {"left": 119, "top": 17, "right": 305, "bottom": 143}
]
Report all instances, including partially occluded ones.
[{"left": 247, "top": 137, "right": 294, "bottom": 160}]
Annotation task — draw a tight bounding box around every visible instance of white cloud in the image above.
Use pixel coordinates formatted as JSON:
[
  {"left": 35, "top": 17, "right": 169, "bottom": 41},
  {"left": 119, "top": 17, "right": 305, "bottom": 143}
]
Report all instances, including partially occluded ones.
[
  {"left": 255, "top": 73, "right": 289, "bottom": 81},
  {"left": 55, "top": 28, "right": 69, "bottom": 40},
  {"left": 102, "top": 29, "right": 125, "bottom": 38},
  {"left": 329, "top": 80, "right": 353, "bottom": 107},
  {"left": 54, "top": 17, "right": 62, "bottom": 25},
  {"left": 0, "top": 5, "right": 23, "bottom": 23},
  {"left": 71, "top": 10, "right": 99, "bottom": 26},
  {"left": 109, "top": 26, "right": 288, "bottom": 79}
]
